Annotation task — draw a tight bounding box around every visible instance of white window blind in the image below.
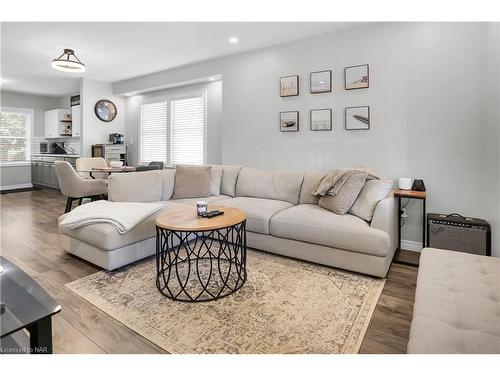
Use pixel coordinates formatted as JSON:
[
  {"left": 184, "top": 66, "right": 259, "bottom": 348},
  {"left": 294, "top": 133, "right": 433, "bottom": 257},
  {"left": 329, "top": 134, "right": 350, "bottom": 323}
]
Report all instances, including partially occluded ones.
[
  {"left": 0, "top": 108, "right": 32, "bottom": 164},
  {"left": 138, "top": 91, "right": 206, "bottom": 166},
  {"left": 140, "top": 102, "right": 168, "bottom": 164},
  {"left": 170, "top": 95, "right": 205, "bottom": 165}
]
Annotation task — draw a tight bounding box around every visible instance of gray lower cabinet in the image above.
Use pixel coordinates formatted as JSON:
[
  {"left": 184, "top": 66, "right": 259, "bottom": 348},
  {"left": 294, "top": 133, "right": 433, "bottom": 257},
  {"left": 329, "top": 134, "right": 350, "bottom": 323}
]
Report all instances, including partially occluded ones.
[
  {"left": 49, "top": 164, "right": 59, "bottom": 189},
  {"left": 31, "top": 156, "right": 77, "bottom": 190},
  {"left": 32, "top": 162, "right": 59, "bottom": 189}
]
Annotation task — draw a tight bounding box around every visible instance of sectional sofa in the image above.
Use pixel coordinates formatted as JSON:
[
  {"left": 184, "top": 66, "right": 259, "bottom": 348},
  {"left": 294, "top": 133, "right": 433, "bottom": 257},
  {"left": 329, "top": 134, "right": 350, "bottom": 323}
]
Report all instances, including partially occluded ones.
[{"left": 58, "top": 165, "right": 398, "bottom": 277}]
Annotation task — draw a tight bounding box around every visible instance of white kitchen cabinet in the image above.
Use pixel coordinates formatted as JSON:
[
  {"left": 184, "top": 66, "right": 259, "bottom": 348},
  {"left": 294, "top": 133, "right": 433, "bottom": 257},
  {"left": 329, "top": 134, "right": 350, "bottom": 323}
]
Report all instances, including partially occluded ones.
[
  {"left": 71, "top": 105, "right": 81, "bottom": 137},
  {"left": 44, "top": 109, "right": 70, "bottom": 138}
]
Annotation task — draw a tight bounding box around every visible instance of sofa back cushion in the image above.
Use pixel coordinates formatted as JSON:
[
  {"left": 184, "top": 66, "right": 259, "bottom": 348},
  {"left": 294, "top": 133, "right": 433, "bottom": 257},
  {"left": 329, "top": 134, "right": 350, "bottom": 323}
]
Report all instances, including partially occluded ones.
[
  {"left": 160, "top": 169, "right": 176, "bottom": 200},
  {"left": 108, "top": 170, "right": 163, "bottom": 202},
  {"left": 349, "top": 179, "right": 394, "bottom": 221},
  {"left": 235, "top": 167, "right": 304, "bottom": 205},
  {"left": 219, "top": 165, "right": 242, "bottom": 197},
  {"left": 299, "top": 170, "right": 327, "bottom": 205},
  {"left": 207, "top": 165, "right": 224, "bottom": 196},
  {"left": 172, "top": 165, "right": 211, "bottom": 199}
]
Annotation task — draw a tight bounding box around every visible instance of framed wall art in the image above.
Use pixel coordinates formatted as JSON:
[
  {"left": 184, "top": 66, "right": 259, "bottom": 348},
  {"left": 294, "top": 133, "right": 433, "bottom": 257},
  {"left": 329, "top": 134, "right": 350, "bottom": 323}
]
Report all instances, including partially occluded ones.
[
  {"left": 345, "top": 106, "right": 370, "bottom": 130},
  {"left": 280, "top": 111, "right": 299, "bottom": 132},
  {"left": 345, "top": 64, "right": 369, "bottom": 90},
  {"left": 310, "top": 70, "right": 332, "bottom": 94},
  {"left": 310, "top": 109, "right": 332, "bottom": 131},
  {"left": 280, "top": 75, "right": 299, "bottom": 97}
]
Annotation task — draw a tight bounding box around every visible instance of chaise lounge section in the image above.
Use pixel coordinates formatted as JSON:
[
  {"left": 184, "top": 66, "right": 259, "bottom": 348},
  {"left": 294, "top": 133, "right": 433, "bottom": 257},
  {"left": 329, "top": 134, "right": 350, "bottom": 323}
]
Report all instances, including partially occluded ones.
[{"left": 59, "top": 165, "right": 398, "bottom": 277}]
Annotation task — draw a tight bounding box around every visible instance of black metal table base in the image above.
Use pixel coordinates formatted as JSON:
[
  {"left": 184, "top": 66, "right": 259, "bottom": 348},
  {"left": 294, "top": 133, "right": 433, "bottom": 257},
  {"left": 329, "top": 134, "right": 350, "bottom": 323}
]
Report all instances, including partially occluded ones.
[{"left": 155, "top": 221, "right": 247, "bottom": 302}]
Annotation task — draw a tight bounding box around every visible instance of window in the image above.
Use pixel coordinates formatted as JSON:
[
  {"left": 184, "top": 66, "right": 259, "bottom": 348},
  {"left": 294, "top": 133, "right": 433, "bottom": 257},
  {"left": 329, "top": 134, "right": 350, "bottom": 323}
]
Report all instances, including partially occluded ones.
[
  {"left": 139, "top": 91, "right": 206, "bottom": 166},
  {"left": 0, "top": 107, "right": 33, "bottom": 164},
  {"left": 139, "top": 102, "right": 168, "bottom": 164}
]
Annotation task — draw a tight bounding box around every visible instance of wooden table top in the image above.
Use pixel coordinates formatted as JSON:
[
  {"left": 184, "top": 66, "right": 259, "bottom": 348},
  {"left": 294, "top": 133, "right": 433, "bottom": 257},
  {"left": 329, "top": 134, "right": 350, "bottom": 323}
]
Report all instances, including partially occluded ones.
[
  {"left": 155, "top": 205, "right": 247, "bottom": 231},
  {"left": 393, "top": 189, "right": 426, "bottom": 199},
  {"left": 79, "top": 166, "right": 136, "bottom": 173}
]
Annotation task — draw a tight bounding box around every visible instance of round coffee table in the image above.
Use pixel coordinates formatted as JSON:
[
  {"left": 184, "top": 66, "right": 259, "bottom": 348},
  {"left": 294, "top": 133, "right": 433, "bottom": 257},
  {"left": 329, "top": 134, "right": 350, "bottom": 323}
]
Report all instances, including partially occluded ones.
[{"left": 155, "top": 205, "right": 247, "bottom": 302}]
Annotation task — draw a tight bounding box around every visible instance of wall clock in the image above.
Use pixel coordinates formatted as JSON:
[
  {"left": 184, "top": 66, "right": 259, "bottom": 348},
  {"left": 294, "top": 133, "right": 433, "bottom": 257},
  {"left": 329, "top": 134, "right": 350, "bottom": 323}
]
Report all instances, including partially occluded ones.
[{"left": 94, "top": 99, "right": 117, "bottom": 122}]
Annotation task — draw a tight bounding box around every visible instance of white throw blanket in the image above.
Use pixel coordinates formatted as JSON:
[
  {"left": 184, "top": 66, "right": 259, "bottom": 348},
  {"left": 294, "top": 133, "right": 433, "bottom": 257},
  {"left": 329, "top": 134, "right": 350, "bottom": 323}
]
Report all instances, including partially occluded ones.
[{"left": 60, "top": 200, "right": 165, "bottom": 234}]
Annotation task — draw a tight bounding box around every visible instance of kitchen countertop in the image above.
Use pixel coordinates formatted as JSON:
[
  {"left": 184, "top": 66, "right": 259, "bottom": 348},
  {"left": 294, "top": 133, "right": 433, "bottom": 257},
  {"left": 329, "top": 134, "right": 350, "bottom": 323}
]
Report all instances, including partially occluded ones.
[{"left": 31, "top": 154, "right": 80, "bottom": 158}]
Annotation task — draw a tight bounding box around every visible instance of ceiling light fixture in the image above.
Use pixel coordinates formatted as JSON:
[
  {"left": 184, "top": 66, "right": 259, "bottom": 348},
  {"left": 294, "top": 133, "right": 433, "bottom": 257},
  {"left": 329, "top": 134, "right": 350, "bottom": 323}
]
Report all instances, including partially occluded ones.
[
  {"left": 51, "top": 48, "right": 86, "bottom": 73},
  {"left": 229, "top": 37, "right": 238, "bottom": 44}
]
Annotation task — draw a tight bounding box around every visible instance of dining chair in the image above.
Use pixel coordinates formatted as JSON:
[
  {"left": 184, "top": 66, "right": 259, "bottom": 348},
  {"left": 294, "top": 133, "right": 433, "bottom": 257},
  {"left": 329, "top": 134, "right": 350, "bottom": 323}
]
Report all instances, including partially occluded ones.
[
  {"left": 148, "top": 161, "right": 164, "bottom": 170},
  {"left": 135, "top": 165, "right": 161, "bottom": 172},
  {"left": 76, "top": 157, "right": 108, "bottom": 179},
  {"left": 54, "top": 161, "right": 107, "bottom": 213}
]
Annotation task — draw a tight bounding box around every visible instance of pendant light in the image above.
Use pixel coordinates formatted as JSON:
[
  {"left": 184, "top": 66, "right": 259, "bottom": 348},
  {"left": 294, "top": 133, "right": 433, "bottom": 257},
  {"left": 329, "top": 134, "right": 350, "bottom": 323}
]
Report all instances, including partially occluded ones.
[{"left": 51, "top": 48, "right": 86, "bottom": 73}]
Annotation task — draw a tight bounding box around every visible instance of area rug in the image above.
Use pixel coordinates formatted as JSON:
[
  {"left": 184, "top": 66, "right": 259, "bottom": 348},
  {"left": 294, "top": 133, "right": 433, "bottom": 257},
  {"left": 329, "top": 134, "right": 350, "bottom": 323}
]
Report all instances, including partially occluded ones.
[{"left": 65, "top": 249, "right": 385, "bottom": 354}]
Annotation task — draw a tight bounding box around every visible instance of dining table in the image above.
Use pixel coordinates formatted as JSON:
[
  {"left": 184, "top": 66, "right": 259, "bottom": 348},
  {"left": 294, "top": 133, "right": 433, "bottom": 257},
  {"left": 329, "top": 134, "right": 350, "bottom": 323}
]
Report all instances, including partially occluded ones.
[{"left": 80, "top": 166, "right": 137, "bottom": 179}]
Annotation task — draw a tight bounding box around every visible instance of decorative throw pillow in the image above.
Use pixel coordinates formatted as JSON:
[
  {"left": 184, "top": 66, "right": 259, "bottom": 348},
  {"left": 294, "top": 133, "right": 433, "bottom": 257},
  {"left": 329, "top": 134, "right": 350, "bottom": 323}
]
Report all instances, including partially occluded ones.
[
  {"left": 318, "top": 173, "right": 367, "bottom": 215},
  {"left": 209, "top": 165, "right": 223, "bottom": 196},
  {"left": 349, "top": 179, "right": 394, "bottom": 222},
  {"left": 172, "top": 165, "right": 211, "bottom": 199}
]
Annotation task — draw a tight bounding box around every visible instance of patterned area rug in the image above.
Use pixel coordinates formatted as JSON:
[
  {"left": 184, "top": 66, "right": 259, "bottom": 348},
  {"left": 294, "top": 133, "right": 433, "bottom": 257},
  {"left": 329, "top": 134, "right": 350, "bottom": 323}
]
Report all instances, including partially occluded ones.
[{"left": 66, "top": 249, "right": 385, "bottom": 354}]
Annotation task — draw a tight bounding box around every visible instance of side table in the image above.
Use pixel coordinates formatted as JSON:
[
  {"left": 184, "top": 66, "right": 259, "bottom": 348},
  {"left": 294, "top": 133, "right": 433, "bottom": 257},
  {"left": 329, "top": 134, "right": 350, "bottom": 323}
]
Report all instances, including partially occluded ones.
[{"left": 393, "top": 189, "right": 427, "bottom": 266}]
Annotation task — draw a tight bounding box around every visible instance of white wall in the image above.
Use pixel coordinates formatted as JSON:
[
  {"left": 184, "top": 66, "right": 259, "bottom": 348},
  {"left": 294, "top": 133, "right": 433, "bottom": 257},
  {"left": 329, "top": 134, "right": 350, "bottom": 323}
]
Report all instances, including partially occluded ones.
[
  {"left": 80, "top": 78, "right": 125, "bottom": 157},
  {"left": 115, "top": 23, "right": 500, "bottom": 256},
  {"left": 0, "top": 90, "right": 60, "bottom": 189},
  {"left": 125, "top": 80, "right": 222, "bottom": 166}
]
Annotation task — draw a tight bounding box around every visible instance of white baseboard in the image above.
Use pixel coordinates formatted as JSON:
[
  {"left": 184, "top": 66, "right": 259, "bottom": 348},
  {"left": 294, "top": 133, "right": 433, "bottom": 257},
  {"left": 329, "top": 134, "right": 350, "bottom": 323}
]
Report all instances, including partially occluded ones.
[
  {"left": 0, "top": 183, "right": 33, "bottom": 191},
  {"left": 401, "top": 239, "right": 423, "bottom": 252}
]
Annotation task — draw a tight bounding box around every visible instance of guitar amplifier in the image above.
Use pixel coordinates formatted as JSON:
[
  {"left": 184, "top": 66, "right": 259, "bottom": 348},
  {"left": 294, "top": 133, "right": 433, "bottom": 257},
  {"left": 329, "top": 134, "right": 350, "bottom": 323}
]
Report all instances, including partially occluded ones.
[{"left": 427, "top": 213, "right": 491, "bottom": 256}]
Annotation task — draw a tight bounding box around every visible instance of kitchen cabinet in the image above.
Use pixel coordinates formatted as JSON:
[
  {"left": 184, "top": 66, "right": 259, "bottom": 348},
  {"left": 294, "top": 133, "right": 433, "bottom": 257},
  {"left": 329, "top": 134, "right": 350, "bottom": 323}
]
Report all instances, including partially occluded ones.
[
  {"left": 44, "top": 109, "right": 70, "bottom": 138},
  {"left": 31, "top": 155, "right": 77, "bottom": 189},
  {"left": 71, "top": 105, "right": 81, "bottom": 137}
]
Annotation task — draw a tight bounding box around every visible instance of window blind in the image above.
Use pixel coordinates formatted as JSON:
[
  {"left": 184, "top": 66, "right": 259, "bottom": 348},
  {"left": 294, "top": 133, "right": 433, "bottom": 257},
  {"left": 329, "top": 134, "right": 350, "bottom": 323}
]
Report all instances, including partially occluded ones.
[
  {"left": 170, "top": 95, "right": 205, "bottom": 165},
  {"left": 0, "top": 109, "right": 32, "bottom": 163},
  {"left": 139, "top": 101, "right": 168, "bottom": 164}
]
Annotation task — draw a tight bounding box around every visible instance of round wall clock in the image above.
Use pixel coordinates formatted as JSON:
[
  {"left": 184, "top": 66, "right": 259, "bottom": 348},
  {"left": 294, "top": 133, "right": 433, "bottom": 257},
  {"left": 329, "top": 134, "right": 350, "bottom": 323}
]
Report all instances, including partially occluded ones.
[{"left": 94, "top": 99, "right": 117, "bottom": 122}]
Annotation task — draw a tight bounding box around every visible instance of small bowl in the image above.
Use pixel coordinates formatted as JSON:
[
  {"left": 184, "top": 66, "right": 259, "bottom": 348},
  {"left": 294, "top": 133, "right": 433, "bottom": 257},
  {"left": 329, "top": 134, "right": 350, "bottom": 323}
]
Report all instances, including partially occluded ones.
[{"left": 109, "top": 161, "right": 123, "bottom": 168}]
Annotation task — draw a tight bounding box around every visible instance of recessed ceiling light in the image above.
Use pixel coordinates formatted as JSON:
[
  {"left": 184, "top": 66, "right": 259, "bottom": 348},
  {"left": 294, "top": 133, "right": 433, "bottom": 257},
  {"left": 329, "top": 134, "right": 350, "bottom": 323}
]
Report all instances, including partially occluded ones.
[
  {"left": 229, "top": 37, "right": 238, "bottom": 44},
  {"left": 51, "top": 48, "right": 86, "bottom": 73}
]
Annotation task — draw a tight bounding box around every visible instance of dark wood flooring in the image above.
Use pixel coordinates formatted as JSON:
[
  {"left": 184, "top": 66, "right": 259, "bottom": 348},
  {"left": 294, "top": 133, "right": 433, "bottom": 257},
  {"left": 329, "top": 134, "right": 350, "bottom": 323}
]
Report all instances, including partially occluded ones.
[{"left": 0, "top": 189, "right": 419, "bottom": 354}]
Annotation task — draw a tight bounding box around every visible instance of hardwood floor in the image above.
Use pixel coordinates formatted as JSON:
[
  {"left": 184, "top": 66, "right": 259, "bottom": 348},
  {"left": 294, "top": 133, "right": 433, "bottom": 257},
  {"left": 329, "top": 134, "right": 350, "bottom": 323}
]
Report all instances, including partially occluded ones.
[{"left": 0, "top": 189, "right": 418, "bottom": 354}]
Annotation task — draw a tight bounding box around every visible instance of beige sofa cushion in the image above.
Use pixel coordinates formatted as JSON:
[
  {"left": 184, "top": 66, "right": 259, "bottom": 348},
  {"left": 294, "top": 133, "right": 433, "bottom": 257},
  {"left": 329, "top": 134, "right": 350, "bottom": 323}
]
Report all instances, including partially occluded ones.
[
  {"left": 318, "top": 173, "right": 367, "bottom": 214},
  {"left": 216, "top": 197, "right": 293, "bottom": 234},
  {"left": 235, "top": 167, "right": 304, "bottom": 205},
  {"left": 299, "top": 170, "right": 327, "bottom": 205},
  {"left": 58, "top": 201, "right": 186, "bottom": 251},
  {"left": 270, "top": 204, "right": 391, "bottom": 257},
  {"left": 220, "top": 165, "right": 242, "bottom": 197},
  {"left": 108, "top": 170, "right": 163, "bottom": 202},
  {"left": 159, "top": 169, "right": 176, "bottom": 200},
  {"left": 349, "top": 179, "right": 393, "bottom": 221},
  {"left": 172, "top": 165, "right": 211, "bottom": 199},
  {"left": 408, "top": 248, "right": 500, "bottom": 354},
  {"left": 208, "top": 165, "right": 223, "bottom": 196}
]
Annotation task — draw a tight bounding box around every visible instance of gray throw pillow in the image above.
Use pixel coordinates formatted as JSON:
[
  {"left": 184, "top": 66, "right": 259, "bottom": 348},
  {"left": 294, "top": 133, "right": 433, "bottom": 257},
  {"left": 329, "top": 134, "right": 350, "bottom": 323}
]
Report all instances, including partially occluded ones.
[
  {"left": 318, "top": 173, "right": 367, "bottom": 215},
  {"left": 349, "top": 179, "right": 393, "bottom": 221},
  {"left": 172, "top": 165, "right": 211, "bottom": 199}
]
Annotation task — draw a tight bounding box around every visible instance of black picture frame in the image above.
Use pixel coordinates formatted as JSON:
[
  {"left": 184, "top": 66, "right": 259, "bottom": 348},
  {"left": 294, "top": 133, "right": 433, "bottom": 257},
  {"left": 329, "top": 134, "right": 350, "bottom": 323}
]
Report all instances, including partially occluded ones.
[
  {"left": 94, "top": 99, "right": 117, "bottom": 122},
  {"left": 310, "top": 109, "right": 332, "bottom": 131},
  {"left": 345, "top": 106, "right": 370, "bottom": 130},
  {"left": 344, "top": 64, "right": 370, "bottom": 90},
  {"left": 310, "top": 70, "right": 332, "bottom": 94},
  {"left": 280, "top": 111, "right": 299, "bottom": 132},
  {"left": 280, "top": 75, "right": 299, "bottom": 97}
]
